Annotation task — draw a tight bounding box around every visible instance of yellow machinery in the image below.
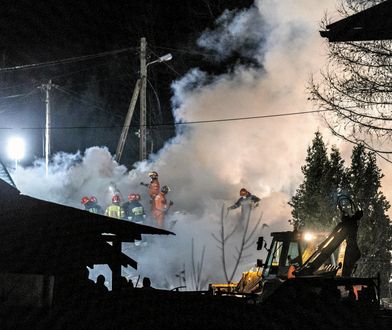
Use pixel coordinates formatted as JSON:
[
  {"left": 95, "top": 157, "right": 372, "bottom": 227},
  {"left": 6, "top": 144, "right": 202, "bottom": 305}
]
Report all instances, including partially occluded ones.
[{"left": 211, "top": 219, "right": 379, "bottom": 308}]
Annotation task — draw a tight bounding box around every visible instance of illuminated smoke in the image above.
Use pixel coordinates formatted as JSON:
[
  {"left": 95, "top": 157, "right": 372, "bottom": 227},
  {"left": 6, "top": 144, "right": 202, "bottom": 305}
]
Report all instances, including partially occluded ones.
[{"left": 13, "top": 0, "right": 350, "bottom": 289}]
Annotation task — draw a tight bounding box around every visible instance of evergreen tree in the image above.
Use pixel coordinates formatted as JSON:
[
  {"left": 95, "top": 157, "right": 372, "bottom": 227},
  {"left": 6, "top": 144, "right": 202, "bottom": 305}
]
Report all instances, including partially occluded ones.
[
  {"left": 290, "top": 138, "right": 392, "bottom": 297},
  {"left": 289, "top": 131, "right": 339, "bottom": 230},
  {"left": 348, "top": 145, "right": 392, "bottom": 297},
  {"left": 325, "top": 146, "right": 348, "bottom": 224}
]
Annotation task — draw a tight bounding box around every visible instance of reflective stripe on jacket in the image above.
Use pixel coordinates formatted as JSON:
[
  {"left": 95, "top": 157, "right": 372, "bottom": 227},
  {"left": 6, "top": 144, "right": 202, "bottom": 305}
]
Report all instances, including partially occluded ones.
[{"left": 105, "top": 204, "right": 125, "bottom": 219}]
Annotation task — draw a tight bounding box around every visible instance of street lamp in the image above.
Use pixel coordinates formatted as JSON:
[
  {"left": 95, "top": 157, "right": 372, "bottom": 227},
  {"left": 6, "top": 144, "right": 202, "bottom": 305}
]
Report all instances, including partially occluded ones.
[
  {"left": 7, "top": 136, "right": 25, "bottom": 170},
  {"left": 146, "top": 53, "right": 173, "bottom": 67}
]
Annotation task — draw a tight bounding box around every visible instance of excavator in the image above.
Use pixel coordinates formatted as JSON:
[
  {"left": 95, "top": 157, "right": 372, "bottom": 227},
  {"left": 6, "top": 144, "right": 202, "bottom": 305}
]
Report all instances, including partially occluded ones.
[{"left": 210, "top": 195, "right": 380, "bottom": 308}]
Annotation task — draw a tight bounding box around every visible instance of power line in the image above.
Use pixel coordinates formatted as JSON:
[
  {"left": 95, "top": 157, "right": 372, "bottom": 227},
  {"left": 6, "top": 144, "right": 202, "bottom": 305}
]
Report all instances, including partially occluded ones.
[
  {"left": 0, "top": 89, "right": 37, "bottom": 100},
  {"left": 0, "top": 109, "right": 332, "bottom": 130},
  {"left": 169, "top": 109, "right": 333, "bottom": 125},
  {"left": 152, "top": 45, "right": 212, "bottom": 57},
  {"left": 0, "top": 47, "right": 137, "bottom": 73},
  {"left": 53, "top": 86, "right": 125, "bottom": 120}
]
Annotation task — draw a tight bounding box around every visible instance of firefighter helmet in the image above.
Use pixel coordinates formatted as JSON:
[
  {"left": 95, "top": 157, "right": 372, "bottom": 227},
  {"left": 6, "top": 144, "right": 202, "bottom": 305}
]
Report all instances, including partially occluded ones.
[
  {"left": 128, "top": 193, "right": 137, "bottom": 201},
  {"left": 161, "top": 185, "right": 170, "bottom": 194},
  {"left": 149, "top": 171, "right": 158, "bottom": 179},
  {"left": 112, "top": 195, "right": 121, "bottom": 204},
  {"left": 240, "top": 188, "right": 248, "bottom": 197},
  {"left": 90, "top": 196, "right": 97, "bottom": 203},
  {"left": 81, "top": 196, "right": 89, "bottom": 205},
  {"left": 337, "top": 194, "right": 355, "bottom": 216}
]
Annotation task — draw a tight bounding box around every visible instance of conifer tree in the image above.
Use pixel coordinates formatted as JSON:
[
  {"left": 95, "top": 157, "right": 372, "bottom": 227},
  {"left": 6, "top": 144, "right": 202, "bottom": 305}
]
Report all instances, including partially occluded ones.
[
  {"left": 289, "top": 131, "right": 338, "bottom": 230},
  {"left": 348, "top": 145, "right": 392, "bottom": 297},
  {"left": 291, "top": 138, "right": 392, "bottom": 297}
]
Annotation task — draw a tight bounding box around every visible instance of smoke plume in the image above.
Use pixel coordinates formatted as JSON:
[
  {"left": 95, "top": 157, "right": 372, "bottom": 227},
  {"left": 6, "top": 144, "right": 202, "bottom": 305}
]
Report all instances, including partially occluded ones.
[{"left": 13, "top": 0, "right": 353, "bottom": 289}]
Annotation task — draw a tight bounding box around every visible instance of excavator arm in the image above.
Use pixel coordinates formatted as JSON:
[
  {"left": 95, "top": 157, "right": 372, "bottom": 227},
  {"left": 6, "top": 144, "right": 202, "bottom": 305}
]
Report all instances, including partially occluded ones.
[{"left": 294, "top": 210, "right": 363, "bottom": 277}]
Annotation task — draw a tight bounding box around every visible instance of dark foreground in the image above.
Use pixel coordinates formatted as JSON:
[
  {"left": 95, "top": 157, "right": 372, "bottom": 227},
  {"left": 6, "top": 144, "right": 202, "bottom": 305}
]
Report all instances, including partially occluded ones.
[{"left": 1, "top": 289, "right": 391, "bottom": 329}]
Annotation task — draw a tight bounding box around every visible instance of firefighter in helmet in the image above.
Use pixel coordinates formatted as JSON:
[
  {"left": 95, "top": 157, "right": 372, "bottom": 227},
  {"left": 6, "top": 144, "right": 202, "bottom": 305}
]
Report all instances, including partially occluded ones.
[
  {"left": 152, "top": 185, "right": 173, "bottom": 228},
  {"left": 81, "top": 196, "right": 90, "bottom": 210},
  {"left": 337, "top": 194, "right": 363, "bottom": 276},
  {"left": 88, "top": 196, "right": 103, "bottom": 215},
  {"left": 227, "top": 188, "right": 261, "bottom": 221},
  {"left": 123, "top": 193, "right": 147, "bottom": 246},
  {"left": 105, "top": 195, "right": 125, "bottom": 219},
  {"left": 148, "top": 171, "right": 160, "bottom": 201},
  {"left": 140, "top": 171, "right": 160, "bottom": 211},
  {"left": 123, "top": 193, "right": 146, "bottom": 223}
]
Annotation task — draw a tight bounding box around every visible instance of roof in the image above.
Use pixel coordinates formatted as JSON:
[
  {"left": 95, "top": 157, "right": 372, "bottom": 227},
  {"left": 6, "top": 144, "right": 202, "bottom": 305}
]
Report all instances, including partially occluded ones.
[
  {"left": 0, "top": 160, "right": 16, "bottom": 188},
  {"left": 320, "top": 0, "right": 392, "bottom": 42},
  {"left": 0, "top": 178, "right": 174, "bottom": 274}
]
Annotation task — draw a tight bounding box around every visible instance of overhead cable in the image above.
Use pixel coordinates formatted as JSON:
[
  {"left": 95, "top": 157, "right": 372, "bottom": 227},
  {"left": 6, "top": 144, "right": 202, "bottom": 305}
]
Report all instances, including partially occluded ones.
[
  {"left": 0, "top": 109, "right": 332, "bottom": 130},
  {"left": 0, "top": 47, "right": 137, "bottom": 73}
]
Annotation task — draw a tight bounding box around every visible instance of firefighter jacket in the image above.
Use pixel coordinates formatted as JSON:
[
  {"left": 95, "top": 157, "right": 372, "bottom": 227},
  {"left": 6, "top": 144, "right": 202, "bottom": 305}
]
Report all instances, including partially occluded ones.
[
  {"left": 228, "top": 194, "right": 260, "bottom": 221},
  {"left": 86, "top": 201, "right": 103, "bottom": 215},
  {"left": 105, "top": 204, "right": 125, "bottom": 219},
  {"left": 152, "top": 192, "right": 168, "bottom": 227},
  {"left": 123, "top": 201, "right": 145, "bottom": 223},
  {"left": 148, "top": 178, "right": 160, "bottom": 200},
  {"left": 228, "top": 194, "right": 260, "bottom": 210}
]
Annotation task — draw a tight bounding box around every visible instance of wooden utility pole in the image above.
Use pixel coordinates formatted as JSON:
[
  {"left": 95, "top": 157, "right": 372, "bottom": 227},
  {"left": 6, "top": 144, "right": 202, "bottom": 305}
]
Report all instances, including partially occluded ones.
[
  {"left": 115, "top": 79, "right": 141, "bottom": 162},
  {"left": 115, "top": 38, "right": 171, "bottom": 163},
  {"left": 139, "top": 37, "right": 147, "bottom": 161}
]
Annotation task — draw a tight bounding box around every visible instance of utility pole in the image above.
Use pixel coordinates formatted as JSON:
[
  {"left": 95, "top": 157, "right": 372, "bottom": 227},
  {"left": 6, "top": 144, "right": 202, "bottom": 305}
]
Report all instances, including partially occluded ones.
[
  {"left": 114, "top": 38, "right": 171, "bottom": 163},
  {"left": 40, "top": 80, "right": 54, "bottom": 176},
  {"left": 115, "top": 79, "right": 141, "bottom": 162},
  {"left": 139, "top": 37, "right": 147, "bottom": 161}
]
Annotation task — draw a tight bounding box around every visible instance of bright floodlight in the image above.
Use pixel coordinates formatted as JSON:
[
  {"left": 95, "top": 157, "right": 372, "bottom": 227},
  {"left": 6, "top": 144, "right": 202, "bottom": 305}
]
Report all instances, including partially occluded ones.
[
  {"left": 158, "top": 53, "right": 172, "bottom": 62},
  {"left": 7, "top": 137, "right": 25, "bottom": 161},
  {"left": 303, "top": 232, "right": 314, "bottom": 241}
]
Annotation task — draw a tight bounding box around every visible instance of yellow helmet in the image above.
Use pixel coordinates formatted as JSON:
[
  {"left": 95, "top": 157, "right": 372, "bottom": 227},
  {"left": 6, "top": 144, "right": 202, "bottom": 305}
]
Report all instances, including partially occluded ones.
[{"left": 148, "top": 171, "right": 158, "bottom": 179}]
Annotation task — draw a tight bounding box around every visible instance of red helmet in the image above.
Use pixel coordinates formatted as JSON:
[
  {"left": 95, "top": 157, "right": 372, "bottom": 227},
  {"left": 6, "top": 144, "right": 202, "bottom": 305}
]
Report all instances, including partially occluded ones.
[
  {"left": 81, "top": 196, "right": 89, "bottom": 205},
  {"left": 90, "top": 196, "right": 97, "bottom": 203},
  {"left": 112, "top": 195, "right": 121, "bottom": 203},
  {"left": 128, "top": 193, "right": 137, "bottom": 201},
  {"left": 240, "top": 188, "right": 249, "bottom": 197}
]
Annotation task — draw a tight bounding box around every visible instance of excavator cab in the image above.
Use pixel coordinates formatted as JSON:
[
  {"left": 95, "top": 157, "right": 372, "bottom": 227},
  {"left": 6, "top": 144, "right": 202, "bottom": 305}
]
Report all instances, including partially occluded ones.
[
  {"left": 261, "top": 231, "right": 339, "bottom": 280},
  {"left": 234, "top": 231, "right": 336, "bottom": 295}
]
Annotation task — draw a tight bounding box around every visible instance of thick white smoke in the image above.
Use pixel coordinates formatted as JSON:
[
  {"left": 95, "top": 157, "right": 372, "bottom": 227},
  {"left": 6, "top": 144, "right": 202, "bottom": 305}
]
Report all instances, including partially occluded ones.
[{"left": 12, "top": 0, "right": 360, "bottom": 289}]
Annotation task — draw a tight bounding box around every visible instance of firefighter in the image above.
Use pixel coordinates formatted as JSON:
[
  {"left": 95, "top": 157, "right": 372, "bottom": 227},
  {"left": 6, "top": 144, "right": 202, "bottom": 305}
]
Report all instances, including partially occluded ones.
[
  {"left": 82, "top": 196, "right": 100, "bottom": 214},
  {"left": 88, "top": 196, "right": 103, "bottom": 214},
  {"left": 227, "top": 188, "right": 261, "bottom": 221},
  {"left": 337, "top": 194, "right": 363, "bottom": 277},
  {"left": 81, "top": 196, "right": 90, "bottom": 210},
  {"left": 105, "top": 195, "right": 125, "bottom": 219},
  {"left": 147, "top": 171, "right": 160, "bottom": 200},
  {"left": 152, "top": 185, "right": 173, "bottom": 228},
  {"left": 124, "top": 193, "right": 147, "bottom": 246},
  {"left": 123, "top": 193, "right": 146, "bottom": 223}
]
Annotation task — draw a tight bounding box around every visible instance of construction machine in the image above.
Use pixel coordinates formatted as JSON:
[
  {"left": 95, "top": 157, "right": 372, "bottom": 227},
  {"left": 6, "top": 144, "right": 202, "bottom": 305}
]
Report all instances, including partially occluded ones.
[{"left": 210, "top": 197, "right": 380, "bottom": 308}]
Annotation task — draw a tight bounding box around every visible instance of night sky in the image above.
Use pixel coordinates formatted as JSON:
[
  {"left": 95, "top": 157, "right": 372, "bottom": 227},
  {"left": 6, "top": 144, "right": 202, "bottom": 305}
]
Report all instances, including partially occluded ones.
[{"left": 0, "top": 0, "right": 254, "bottom": 167}]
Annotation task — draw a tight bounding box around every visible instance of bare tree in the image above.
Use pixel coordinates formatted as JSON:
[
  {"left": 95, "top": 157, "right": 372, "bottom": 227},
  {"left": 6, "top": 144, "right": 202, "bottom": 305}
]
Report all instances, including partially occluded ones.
[
  {"left": 190, "top": 239, "right": 209, "bottom": 291},
  {"left": 309, "top": 0, "right": 392, "bottom": 161},
  {"left": 212, "top": 205, "right": 264, "bottom": 283}
]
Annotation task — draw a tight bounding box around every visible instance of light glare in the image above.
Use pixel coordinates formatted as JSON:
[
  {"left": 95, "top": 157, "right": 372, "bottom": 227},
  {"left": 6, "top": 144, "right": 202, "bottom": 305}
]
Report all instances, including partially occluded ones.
[
  {"left": 7, "top": 137, "right": 25, "bottom": 161},
  {"left": 303, "top": 232, "right": 314, "bottom": 241}
]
